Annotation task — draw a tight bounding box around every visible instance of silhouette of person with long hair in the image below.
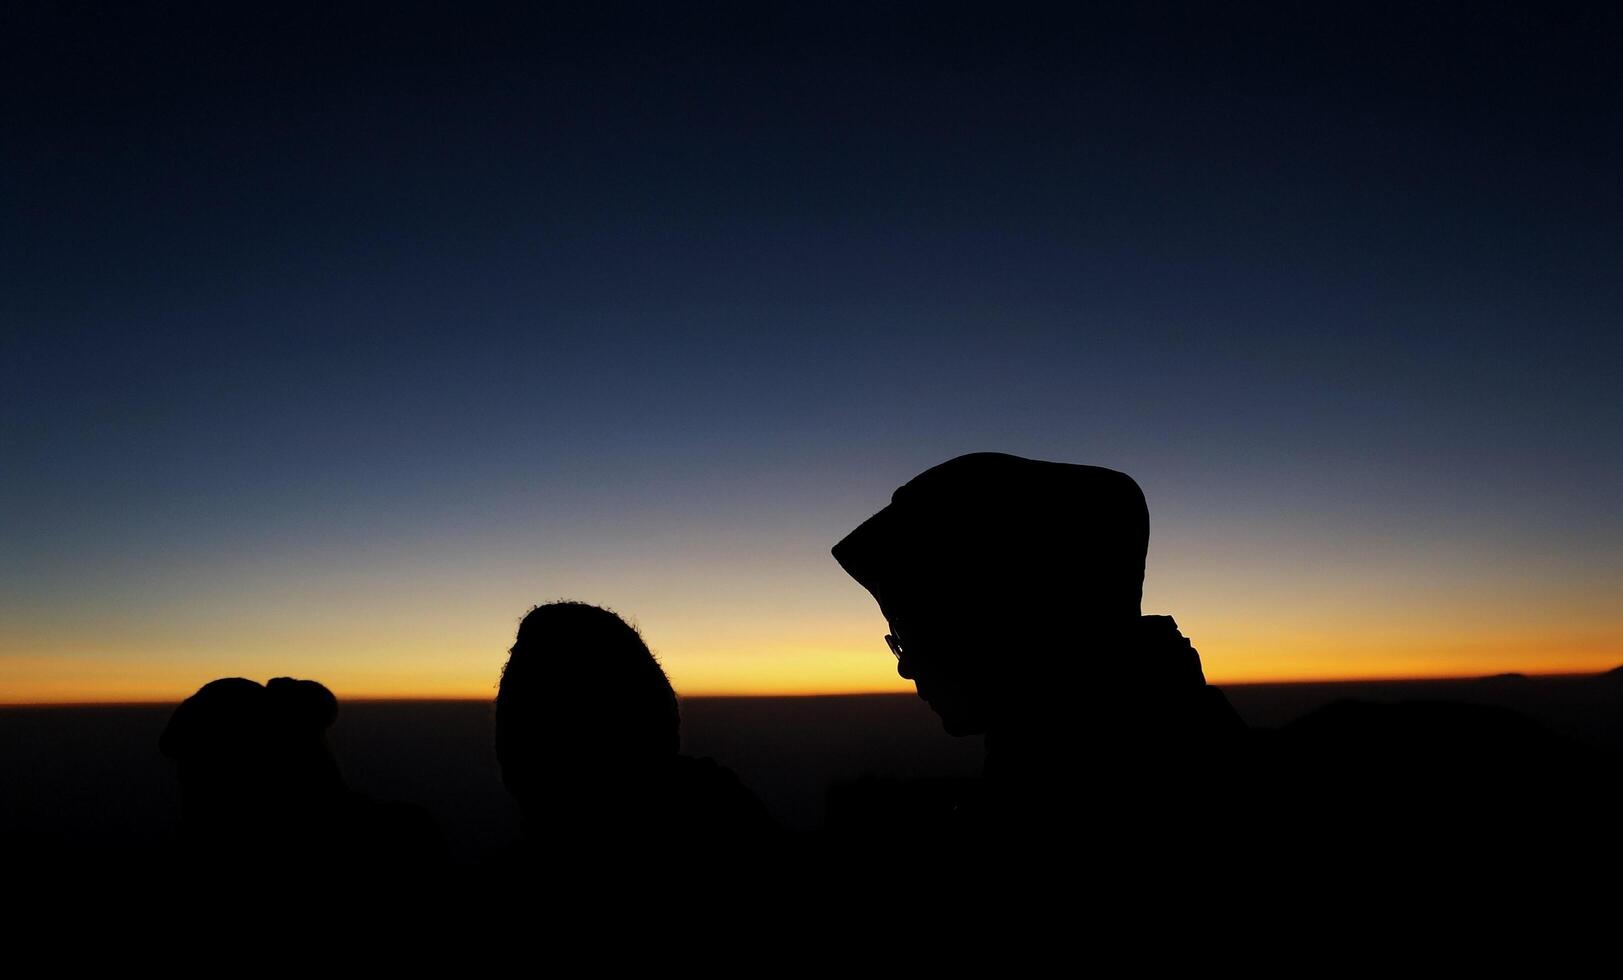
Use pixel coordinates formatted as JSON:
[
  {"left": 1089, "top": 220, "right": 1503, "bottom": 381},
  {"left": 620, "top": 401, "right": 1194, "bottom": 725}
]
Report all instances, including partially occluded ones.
[
  {"left": 159, "top": 676, "right": 442, "bottom": 886},
  {"left": 494, "top": 602, "right": 774, "bottom": 874},
  {"left": 832, "top": 453, "right": 1245, "bottom": 846}
]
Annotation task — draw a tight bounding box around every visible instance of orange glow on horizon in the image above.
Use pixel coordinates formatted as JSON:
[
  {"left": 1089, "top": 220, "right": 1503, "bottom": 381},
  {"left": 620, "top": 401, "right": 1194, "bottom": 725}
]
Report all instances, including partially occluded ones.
[
  {"left": 5, "top": 548, "right": 1619, "bottom": 705},
  {"left": 3, "top": 648, "right": 1620, "bottom": 705}
]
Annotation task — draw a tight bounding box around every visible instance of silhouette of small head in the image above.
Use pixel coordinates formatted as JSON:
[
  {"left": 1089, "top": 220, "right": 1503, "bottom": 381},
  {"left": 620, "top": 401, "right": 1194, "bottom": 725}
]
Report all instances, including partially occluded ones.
[
  {"left": 495, "top": 602, "right": 680, "bottom": 806},
  {"left": 832, "top": 453, "right": 1149, "bottom": 735},
  {"left": 159, "top": 676, "right": 344, "bottom": 820}
]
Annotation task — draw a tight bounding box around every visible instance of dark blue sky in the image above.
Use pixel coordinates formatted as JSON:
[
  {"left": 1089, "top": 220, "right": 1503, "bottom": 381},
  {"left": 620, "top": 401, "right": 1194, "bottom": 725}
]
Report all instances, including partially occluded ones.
[{"left": 3, "top": 4, "right": 1619, "bottom": 696}]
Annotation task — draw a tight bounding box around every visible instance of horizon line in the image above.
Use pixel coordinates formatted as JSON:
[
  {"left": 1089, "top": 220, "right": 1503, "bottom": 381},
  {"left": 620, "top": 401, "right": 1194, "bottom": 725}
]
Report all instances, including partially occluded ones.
[{"left": 4, "top": 666, "right": 1618, "bottom": 708}]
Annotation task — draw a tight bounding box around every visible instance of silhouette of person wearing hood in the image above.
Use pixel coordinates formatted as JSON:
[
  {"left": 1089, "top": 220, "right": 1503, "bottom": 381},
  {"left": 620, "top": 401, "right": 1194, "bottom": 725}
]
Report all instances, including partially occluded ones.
[{"left": 832, "top": 453, "right": 1246, "bottom": 844}]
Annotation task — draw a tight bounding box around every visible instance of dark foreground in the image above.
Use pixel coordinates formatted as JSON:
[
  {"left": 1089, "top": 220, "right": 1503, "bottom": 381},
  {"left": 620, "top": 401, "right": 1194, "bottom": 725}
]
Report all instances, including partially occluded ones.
[{"left": 6, "top": 673, "right": 1623, "bottom": 865}]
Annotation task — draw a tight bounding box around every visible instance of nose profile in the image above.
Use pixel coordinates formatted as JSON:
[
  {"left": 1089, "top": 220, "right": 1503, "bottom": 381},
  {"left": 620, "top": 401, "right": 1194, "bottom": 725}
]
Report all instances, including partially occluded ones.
[{"left": 896, "top": 656, "right": 914, "bottom": 681}]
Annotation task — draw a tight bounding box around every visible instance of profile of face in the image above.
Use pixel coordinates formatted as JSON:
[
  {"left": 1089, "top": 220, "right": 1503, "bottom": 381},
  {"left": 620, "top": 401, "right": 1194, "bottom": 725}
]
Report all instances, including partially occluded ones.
[{"left": 884, "top": 604, "right": 997, "bottom": 737}]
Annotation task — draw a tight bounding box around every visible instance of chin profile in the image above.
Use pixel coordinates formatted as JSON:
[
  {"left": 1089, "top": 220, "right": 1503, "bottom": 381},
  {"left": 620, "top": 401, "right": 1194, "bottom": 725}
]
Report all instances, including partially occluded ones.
[
  {"left": 914, "top": 680, "right": 989, "bottom": 736},
  {"left": 928, "top": 701, "right": 988, "bottom": 737}
]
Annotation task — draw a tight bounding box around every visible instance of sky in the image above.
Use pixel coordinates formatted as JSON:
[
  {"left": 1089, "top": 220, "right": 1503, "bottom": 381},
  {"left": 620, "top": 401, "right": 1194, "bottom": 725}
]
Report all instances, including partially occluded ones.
[{"left": 3, "top": 3, "right": 1619, "bottom": 702}]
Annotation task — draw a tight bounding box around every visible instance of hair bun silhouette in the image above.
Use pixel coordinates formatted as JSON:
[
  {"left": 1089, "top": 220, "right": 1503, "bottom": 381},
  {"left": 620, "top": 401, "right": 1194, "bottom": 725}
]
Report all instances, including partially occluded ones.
[
  {"left": 159, "top": 675, "right": 446, "bottom": 875},
  {"left": 265, "top": 676, "right": 339, "bottom": 733},
  {"left": 159, "top": 677, "right": 265, "bottom": 760},
  {"left": 159, "top": 676, "right": 339, "bottom": 761}
]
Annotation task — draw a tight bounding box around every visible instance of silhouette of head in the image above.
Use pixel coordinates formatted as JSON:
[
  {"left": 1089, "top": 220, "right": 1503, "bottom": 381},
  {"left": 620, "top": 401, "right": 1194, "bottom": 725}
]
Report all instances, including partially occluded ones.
[
  {"left": 495, "top": 602, "right": 680, "bottom": 814},
  {"left": 159, "top": 676, "right": 345, "bottom": 827},
  {"left": 832, "top": 453, "right": 1149, "bottom": 735}
]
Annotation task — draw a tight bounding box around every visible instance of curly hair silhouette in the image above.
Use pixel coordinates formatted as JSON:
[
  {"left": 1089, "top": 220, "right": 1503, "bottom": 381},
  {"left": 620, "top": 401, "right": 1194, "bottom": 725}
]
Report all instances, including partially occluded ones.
[{"left": 493, "top": 601, "right": 774, "bottom": 859}]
